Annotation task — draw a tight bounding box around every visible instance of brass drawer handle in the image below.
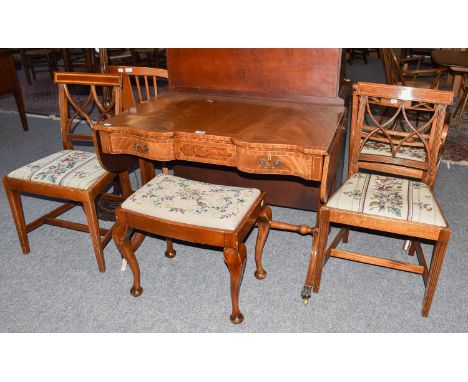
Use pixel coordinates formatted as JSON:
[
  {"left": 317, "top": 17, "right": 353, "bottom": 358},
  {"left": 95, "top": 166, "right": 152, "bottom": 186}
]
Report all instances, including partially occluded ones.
[
  {"left": 133, "top": 142, "right": 149, "bottom": 153},
  {"left": 258, "top": 155, "right": 281, "bottom": 170}
]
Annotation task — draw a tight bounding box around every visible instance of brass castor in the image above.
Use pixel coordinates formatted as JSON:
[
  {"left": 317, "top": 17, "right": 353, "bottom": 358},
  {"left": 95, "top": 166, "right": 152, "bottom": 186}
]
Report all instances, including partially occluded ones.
[
  {"left": 130, "top": 286, "right": 143, "bottom": 297},
  {"left": 165, "top": 249, "right": 176, "bottom": 258},
  {"left": 301, "top": 285, "right": 312, "bottom": 306},
  {"left": 254, "top": 270, "right": 267, "bottom": 280},
  {"left": 230, "top": 313, "right": 244, "bottom": 324}
]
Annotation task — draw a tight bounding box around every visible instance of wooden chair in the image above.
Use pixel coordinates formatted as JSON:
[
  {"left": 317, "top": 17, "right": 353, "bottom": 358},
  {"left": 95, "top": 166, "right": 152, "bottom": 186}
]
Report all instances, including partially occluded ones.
[
  {"left": 129, "top": 49, "right": 166, "bottom": 67},
  {"left": 3, "top": 72, "right": 132, "bottom": 272},
  {"left": 113, "top": 174, "right": 272, "bottom": 324},
  {"left": 348, "top": 48, "right": 380, "bottom": 65},
  {"left": 381, "top": 48, "right": 447, "bottom": 89},
  {"left": 108, "top": 65, "right": 171, "bottom": 269},
  {"left": 0, "top": 53, "right": 28, "bottom": 131},
  {"left": 20, "top": 49, "right": 59, "bottom": 85},
  {"left": 302, "top": 82, "right": 453, "bottom": 317},
  {"left": 108, "top": 65, "right": 168, "bottom": 112},
  {"left": 452, "top": 66, "right": 468, "bottom": 129},
  {"left": 61, "top": 49, "right": 97, "bottom": 73}
]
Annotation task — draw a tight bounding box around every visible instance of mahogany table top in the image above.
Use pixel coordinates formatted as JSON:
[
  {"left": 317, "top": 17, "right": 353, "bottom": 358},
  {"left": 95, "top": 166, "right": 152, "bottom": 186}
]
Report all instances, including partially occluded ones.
[{"left": 97, "top": 92, "right": 345, "bottom": 156}]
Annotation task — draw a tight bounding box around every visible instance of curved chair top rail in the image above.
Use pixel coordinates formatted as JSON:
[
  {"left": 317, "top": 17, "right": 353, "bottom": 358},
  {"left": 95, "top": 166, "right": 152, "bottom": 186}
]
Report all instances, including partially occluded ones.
[
  {"left": 353, "top": 82, "right": 453, "bottom": 105},
  {"left": 108, "top": 65, "right": 168, "bottom": 78},
  {"left": 54, "top": 72, "right": 122, "bottom": 87}
]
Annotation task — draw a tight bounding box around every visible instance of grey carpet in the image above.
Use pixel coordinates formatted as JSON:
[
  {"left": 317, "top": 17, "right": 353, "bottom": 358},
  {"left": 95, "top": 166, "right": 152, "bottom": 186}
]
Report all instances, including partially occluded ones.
[{"left": 0, "top": 112, "right": 467, "bottom": 333}]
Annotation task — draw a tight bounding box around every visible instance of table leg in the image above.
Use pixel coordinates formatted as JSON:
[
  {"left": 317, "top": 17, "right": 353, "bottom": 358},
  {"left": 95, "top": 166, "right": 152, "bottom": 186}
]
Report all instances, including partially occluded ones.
[
  {"left": 453, "top": 73, "right": 462, "bottom": 97},
  {"left": 139, "top": 158, "right": 155, "bottom": 184}
]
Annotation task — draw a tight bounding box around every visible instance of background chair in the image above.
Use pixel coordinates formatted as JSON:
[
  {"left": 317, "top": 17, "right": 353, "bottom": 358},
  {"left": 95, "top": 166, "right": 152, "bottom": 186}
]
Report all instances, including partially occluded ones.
[
  {"left": 347, "top": 48, "right": 380, "bottom": 65},
  {"left": 61, "top": 48, "right": 97, "bottom": 73},
  {"left": 20, "top": 49, "right": 59, "bottom": 85},
  {"left": 302, "top": 82, "right": 453, "bottom": 317},
  {"left": 451, "top": 66, "right": 468, "bottom": 129},
  {"left": 3, "top": 72, "right": 132, "bottom": 272},
  {"left": 108, "top": 64, "right": 176, "bottom": 267},
  {"left": 0, "top": 53, "right": 28, "bottom": 131},
  {"left": 108, "top": 65, "right": 169, "bottom": 113},
  {"left": 381, "top": 48, "right": 447, "bottom": 89}
]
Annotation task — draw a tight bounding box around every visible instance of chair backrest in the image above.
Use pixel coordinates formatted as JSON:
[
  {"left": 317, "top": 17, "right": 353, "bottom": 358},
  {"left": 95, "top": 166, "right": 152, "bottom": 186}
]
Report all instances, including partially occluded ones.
[
  {"left": 381, "top": 48, "right": 405, "bottom": 85},
  {"left": 108, "top": 65, "right": 169, "bottom": 111},
  {"left": 54, "top": 72, "right": 122, "bottom": 150},
  {"left": 349, "top": 82, "right": 453, "bottom": 187}
]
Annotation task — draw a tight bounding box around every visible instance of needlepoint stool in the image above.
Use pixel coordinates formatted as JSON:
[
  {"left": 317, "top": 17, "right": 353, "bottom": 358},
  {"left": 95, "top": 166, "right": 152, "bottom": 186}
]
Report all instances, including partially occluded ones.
[{"left": 113, "top": 174, "right": 272, "bottom": 324}]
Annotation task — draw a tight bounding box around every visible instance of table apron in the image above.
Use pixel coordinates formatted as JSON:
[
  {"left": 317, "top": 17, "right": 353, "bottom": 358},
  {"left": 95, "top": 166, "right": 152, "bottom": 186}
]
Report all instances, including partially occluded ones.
[{"left": 98, "top": 130, "right": 325, "bottom": 181}]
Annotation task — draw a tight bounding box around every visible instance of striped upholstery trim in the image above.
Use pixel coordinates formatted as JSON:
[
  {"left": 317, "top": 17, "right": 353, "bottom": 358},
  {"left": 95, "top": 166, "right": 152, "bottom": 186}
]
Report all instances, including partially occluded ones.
[
  {"left": 7, "top": 150, "right": 108, "bottom": 190},
  {"left": 361, "top": 139, "right": 427, "bottom": 162},
  {"left": 326, "top": 173, "right": 446, "bottom": 227}
]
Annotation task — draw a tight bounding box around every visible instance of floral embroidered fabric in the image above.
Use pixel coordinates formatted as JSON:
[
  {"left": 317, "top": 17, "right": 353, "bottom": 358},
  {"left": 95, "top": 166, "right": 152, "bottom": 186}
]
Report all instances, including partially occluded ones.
[
  {"left": 326, "top": 173, "right": 446, "bottom": 227},
  {"left": 8, "top": 150, "right": 108, "bottom": 190},
  {"left": 122, "top": 174, "right": 261, "bottom": 230},
  {"left": 361, "top": 139, "right": 427, "bottom": 162}
]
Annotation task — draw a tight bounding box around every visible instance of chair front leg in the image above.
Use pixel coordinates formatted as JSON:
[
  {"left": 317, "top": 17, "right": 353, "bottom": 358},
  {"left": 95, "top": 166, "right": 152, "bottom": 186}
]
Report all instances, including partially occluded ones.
[
  {"left": 82, "top": 198, "right": 106, "bottom": 273},
  {"left": 223, "top": 243, "right": 247, "bottom": 324},
  {"left": 254, "top": 205, "right": 272, "bottom": 279},
  {"left": 3, "top": 178, "right": 30, "bottom": 254},
  {"left": 421, "top": 230, "right": 450, "bottom": 317},
  {"left": 113, "top": 215, "right": 143, "bottom": 297}
]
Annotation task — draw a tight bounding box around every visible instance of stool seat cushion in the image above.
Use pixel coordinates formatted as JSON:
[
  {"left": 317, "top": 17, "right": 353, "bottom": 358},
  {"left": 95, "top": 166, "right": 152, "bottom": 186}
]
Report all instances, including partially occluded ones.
[
  {"left": 7, "top": 150, "right": 108, "bottom": 190},
  {"left": 122, "top": 174, "right": 261, "bottom": 231},
  {"left": 326, "top": 173, "right": 446, "bottom": 227}
]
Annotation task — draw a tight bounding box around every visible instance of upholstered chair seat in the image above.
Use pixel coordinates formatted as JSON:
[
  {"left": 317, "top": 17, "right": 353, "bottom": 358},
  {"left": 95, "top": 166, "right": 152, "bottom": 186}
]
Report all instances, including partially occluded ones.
[
  {"left": 326, "top": 173, "right": 446, "bottom": 227},
  {"left": 7, "top": 150, "right": 108, "bottom": 190}
]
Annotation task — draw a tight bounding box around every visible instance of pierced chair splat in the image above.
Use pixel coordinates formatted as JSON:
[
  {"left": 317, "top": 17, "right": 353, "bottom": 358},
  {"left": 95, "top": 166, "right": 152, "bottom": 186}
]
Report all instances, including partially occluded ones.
[
  {"left": 301, "top": 82, "right": 453, "bottom": 317},
  {"left": 3, "top": 72, "right": 133, "bottom": 272}
]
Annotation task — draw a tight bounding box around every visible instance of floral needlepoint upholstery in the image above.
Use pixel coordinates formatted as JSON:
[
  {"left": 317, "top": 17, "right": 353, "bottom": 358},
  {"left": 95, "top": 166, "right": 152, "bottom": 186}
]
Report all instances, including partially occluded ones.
[
  {"left": 326, "top": 173, "right": 446, "bottom": 227},
  {"left": 122, "top": 174, "right": 261, "bottom": 230},
  {"left": 8, "top": 150, "right": 108, "bottom": 190},
  {"left": 361, "top": 139, "right": 427, "bottom": 162}
]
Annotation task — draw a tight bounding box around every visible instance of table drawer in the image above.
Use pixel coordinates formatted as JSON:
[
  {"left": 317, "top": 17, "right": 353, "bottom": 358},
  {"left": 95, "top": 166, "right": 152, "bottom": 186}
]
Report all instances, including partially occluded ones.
[
  {"left": 175, "top": 139, "right": 237, "bottom": 166},
  {"left": 236, "top": 148, "right": 323, "bottom": 181},
  {"left": 104, "top": 132, "right": 175, "bottom": 161}
]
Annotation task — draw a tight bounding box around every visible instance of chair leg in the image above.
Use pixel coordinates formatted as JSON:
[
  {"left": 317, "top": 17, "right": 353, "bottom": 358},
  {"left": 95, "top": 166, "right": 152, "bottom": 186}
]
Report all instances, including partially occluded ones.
[
  {"left": 453, "top": 87, "right": 468, "bottom": 129},
  {"left": 421, "top": 230, "right": 450, "bottom": 317},
  {"left": 82, "top": 198, "right": 106, "bottom": 272},
  {"left": 13, "top": 87, "right": 28, "bottom": 131},
  {"left": 20, "top": 51, "right": 32, "bottom": 86},
  {"left": 254, "top": 205, "right": 272, "bottom": 279},
  {"left": 3, "top": 179, "right": 30, "bottom": 254},
  {"left": 223, "top": 243, "right": 247, "bottom": 324},
  {"left": 113, "top": 218, "right": 143, "bottom": 297}
]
